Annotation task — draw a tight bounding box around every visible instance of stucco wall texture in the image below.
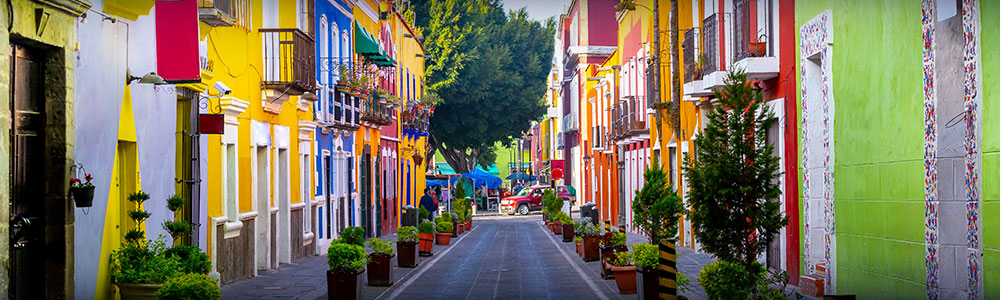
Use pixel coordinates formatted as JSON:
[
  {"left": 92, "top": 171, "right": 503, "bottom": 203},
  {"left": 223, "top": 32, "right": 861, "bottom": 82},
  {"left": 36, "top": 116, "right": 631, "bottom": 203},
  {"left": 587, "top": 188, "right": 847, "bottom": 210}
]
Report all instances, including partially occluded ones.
[
  {"left": 980, "top": 0, "right": 999, "bottom": 297},
  {"left": 797, "top": 1, "right": 925, "bottom": 297}
]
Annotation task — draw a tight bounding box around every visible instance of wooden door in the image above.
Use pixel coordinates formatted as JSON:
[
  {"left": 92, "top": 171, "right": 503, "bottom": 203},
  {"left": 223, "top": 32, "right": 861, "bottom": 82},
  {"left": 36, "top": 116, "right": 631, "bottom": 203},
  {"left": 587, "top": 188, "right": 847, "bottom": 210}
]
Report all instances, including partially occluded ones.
[
  {"left": 360, "top": 153, "right": 370, "bottom": 238},
  {"left": 9, "top": 44, "right": 46, "bottom": 299}
]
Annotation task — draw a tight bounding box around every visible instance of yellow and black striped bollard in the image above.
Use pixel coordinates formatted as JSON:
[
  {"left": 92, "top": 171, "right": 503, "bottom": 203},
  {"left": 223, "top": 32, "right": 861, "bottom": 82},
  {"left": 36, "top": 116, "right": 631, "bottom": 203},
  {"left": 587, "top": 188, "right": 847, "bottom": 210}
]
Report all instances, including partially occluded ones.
[{"left": 658, "top": 239, "right": 678, "bottom": 300}]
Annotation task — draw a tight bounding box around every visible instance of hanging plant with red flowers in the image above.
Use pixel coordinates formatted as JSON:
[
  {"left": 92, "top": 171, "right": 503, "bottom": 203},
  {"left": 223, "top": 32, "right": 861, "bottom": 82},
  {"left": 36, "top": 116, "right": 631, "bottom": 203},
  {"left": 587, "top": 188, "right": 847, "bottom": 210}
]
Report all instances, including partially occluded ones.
[{"left": 69, "top": 163, "right": 96, "bottom": 208}]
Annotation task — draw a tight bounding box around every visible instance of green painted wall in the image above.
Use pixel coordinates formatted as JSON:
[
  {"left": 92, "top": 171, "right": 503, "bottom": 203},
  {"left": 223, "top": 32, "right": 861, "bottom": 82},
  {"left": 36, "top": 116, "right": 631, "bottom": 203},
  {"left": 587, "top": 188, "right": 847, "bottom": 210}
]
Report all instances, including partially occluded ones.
[
  {"left": 796, "top": 1, "right": 924, "bottom": 297},
  {"left": 980, "top": 0, "right": 1000, "bottom": 297}
]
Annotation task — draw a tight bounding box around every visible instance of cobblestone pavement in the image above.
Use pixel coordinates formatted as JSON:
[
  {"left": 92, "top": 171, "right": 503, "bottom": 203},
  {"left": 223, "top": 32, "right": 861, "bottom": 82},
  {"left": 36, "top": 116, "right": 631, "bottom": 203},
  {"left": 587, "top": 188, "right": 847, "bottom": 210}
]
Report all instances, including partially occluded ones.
[{"left": 219, "top": 214, "right": 739, "bottom": 300}]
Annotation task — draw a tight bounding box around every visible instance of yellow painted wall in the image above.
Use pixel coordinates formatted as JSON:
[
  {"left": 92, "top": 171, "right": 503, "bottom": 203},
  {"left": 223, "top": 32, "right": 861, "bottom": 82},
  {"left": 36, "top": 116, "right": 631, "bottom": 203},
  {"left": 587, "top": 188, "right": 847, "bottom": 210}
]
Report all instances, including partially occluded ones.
[
  {"left": 95, "top": 86, "right": 143, "bottom": 299},
  {"left": 198, "top": 0, "right": 315, "bottom": 263}
]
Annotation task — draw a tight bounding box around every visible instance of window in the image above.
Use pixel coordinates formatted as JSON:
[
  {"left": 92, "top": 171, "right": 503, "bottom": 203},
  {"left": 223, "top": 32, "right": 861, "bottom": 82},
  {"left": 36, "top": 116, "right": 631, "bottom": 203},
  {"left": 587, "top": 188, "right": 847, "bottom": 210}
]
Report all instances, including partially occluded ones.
[
  {"left": 331, "top": 23, "right": 341, "bottom": 78},
  {"left": 318, "top": 16, "right": 329, "bottom": 122},
  {"left": 225, "top": 144, "right": 238, "bottom": 221}
]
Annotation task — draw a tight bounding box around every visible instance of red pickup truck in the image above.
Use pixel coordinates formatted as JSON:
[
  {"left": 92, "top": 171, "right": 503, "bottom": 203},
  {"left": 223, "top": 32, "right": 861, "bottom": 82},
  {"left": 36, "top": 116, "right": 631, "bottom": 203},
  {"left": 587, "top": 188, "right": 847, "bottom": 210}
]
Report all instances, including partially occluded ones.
[{"left": 500, "top": 185, "right": 572, "bottom": 215}]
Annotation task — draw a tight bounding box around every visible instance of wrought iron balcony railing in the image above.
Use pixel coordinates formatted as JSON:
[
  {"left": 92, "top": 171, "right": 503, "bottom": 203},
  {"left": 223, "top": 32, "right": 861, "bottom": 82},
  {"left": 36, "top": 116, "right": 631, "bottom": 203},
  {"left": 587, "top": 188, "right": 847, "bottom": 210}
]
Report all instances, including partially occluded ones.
[
  {"left": 361, "top": 97, "right": 393, "bottom": 126},
  {"left": 702, "top": 14, "right": 719, "bottom": 74},
  {"left": 260, "top": 28, "right": 316, "bottom": 96},
  {"left": 733, "top": 0, "right": 772, "bottom": 62},
  {"left": 683, "top": 28, "right": 700, "bottom": 83}
]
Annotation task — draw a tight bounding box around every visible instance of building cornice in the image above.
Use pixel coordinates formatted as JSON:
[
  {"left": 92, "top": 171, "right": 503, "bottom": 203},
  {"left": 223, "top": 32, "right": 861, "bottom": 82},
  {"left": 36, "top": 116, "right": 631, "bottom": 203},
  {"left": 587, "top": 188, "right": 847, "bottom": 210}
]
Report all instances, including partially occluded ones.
[{"left": 35, "top": 0, "right": 91, "bottom": 17}]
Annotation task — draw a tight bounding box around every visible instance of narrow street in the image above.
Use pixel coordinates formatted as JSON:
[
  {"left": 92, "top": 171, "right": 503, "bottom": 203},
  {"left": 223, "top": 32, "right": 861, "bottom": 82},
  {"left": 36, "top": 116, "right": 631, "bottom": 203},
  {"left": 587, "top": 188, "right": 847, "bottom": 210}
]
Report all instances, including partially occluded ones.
[{"left": 221, "top": 215, "right": 715, "bottom": 300}]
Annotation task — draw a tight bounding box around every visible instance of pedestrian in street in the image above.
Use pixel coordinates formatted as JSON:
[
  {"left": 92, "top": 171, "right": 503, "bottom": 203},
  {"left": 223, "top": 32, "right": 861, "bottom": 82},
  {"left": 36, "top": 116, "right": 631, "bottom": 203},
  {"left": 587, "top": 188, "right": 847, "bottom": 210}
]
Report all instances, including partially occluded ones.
[{"left": 420, "top": 188, "right": 438, "bottom": 221}]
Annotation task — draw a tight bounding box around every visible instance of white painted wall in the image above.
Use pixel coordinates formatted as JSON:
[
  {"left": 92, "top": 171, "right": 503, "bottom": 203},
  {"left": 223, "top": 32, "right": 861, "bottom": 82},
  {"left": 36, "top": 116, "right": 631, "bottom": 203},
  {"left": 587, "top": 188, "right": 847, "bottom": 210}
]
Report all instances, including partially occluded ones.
[{"left": 73, "top": 2, "right": 176, "bottom": 298}]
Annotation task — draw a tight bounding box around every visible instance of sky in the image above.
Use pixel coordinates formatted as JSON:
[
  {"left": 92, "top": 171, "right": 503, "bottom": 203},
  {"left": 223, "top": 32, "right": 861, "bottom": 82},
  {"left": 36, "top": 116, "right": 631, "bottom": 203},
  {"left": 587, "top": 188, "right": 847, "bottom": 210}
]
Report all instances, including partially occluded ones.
[{"left": 502, "top": 0, "right": 573, "bottom": 21}]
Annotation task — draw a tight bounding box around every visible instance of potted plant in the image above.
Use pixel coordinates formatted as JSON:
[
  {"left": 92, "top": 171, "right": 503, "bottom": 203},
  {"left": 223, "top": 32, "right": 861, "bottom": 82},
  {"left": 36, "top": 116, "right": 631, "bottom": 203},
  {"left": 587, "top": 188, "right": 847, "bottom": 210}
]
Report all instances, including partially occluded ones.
[
  {"left": 327, "top": 241, "right": 368, "bottom": 300},
  {"left": 155, "top": 273, "right": 221, "bottom": 300},
  {"left": 396, "top": 226, "right": 418, "bottom": 267},
  {"left": 365, "top": 238, "right": 395, "bottom": 286},
  {"left": 574, "top": 236, "right": 583, "bottom": 257},
  {"left": 162, "top": 194, "right": 192, "bottom": 244},
  {"left": 577, "top": 220, "right": 601, "bottom": 262},
  {"left": 111, "top": 238, "right": 182, "bottom": 299},
  {"left": 417, "top": 220, "right": 435, "bottom": 256},
  {"left": 542, "top": 190, "right": 563, "bottom": 234},
  {"left": 610, "top": 251, "right": 637, "bottom": 294},
  {"left": 551, "top": 212, "right": 564, "bottom": 235},
  {"left": 633, "top": 243, "right": 660, "bottom": 300},
  {"left": 435, "top": 219, "right": 453, "bottom": 246},
  {"left": 632, "top": 159, "right": 685, "bottom": 294},
  {"left": 561, "top": 214, "right": 575, "bottom": 242},
  {"left": 450, "top": 212, "right": 461, "bottom": 236},
  {"left": 69, "top": 166, "right": 95, "bottom": 208},
  {"left": 600, "top": 231, "right": 628, "bottom": 279}
]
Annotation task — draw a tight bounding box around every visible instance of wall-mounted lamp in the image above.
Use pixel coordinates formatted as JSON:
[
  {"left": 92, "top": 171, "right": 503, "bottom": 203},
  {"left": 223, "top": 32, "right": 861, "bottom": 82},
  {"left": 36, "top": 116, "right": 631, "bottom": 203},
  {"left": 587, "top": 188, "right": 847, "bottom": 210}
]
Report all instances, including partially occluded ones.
[
  {"left": 126, "top": 68, "right": 166, "bottom": 85},
  {"left": 404, "top": 33, "right": 424, "bottom": 41},
  {"left": 586, "top": 76, "right": 602, "bottom": 82}
]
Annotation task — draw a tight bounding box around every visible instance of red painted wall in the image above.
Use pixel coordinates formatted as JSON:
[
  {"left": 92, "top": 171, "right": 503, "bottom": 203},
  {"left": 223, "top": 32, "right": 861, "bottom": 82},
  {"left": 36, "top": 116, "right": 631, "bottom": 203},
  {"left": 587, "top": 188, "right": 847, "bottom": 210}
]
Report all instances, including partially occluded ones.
[{"left": 586, "top": 0, "right": 620, "bottom": 47}]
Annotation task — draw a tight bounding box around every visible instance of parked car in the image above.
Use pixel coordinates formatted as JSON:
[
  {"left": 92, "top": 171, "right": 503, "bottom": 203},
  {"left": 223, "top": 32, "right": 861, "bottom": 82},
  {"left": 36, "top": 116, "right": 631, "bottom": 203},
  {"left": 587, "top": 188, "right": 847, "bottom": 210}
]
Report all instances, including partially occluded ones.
[{"left": 500, "top": 185, "right": 571, "bottom": 215}]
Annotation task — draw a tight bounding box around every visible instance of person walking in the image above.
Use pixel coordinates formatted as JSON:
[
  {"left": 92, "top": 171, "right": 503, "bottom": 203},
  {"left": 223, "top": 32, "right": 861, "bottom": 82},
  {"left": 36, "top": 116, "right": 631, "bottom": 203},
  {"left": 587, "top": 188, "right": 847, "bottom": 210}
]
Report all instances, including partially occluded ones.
[{"left": 419, "top": 188, "right": 438, "bottom": 221}]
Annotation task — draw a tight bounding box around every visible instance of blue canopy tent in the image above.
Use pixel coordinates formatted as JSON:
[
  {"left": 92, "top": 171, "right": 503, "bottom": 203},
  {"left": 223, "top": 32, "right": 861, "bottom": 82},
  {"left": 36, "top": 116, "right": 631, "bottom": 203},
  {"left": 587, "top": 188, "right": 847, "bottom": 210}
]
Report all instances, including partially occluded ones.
[{"left": 462, "top": 169, "right": 502, "bottom": 190}]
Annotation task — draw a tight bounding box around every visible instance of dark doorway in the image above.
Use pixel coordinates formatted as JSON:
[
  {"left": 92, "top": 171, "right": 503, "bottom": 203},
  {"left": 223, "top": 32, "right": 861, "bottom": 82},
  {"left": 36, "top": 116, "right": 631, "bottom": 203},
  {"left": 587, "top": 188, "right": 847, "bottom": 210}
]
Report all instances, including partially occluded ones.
[
  {"left": 9, "top": 43, "right": 47, "bottom": 299},
  {"left": 360, "top": 152, "right": 371, "bottom": 238}
]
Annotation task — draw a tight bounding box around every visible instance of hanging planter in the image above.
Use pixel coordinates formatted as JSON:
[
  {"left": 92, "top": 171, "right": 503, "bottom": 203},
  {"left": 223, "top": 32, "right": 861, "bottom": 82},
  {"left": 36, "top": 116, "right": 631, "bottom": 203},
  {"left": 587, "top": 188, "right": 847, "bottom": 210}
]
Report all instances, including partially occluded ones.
[{"left": 69, "top": 163, "right": 95, "bottom": 208}]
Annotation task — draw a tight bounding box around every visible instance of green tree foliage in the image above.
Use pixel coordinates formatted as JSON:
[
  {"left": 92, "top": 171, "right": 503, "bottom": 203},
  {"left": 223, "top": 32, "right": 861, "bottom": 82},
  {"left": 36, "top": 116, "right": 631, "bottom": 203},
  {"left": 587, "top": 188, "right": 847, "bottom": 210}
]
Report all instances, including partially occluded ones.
[
  {"left": 632, "top": 159, "right": 684, "bottom": 242},
  {"left": 327, "top": 243, "right": 368, "bottom": 272},
  {"left": 410, "top": 0, "right": 554, "bottom": 173},
  {"left": 683, "top": 70, "right": 787, "bottom": 279}
]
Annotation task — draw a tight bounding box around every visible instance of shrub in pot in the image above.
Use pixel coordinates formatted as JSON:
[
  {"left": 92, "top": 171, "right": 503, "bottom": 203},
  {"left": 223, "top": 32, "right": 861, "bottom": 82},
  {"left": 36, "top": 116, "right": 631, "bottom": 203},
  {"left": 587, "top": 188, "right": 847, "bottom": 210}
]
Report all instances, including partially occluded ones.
[
  {"left": 155, "top": 273, "right": 221, "bottom": 300},
  {"left": 435, "top": 220, "right": 453, "bottom": 245},
  {"left": 600, "top": 232, "right": 628, "bottom": 279},
  {"left": 633, "top": 243, "right": 660, "bottom": 299},
  {"left": 396, "top": 226, "right": 419, "bottom": 267},
  {"left": 366, "top": 238, "right": 395, "bottom": 286},
  {"left": 417, "top": 220, "right": 436, "bottom": 256},
  {"left": 418, "top": 206, "right": 431, "bottom": 223},
  {"left": 610, "top": 251, "right": 637, "bottom": 294},
  {"left": 576, "top": 220, "right": 601, "bottom": 262},
  {"left": 574, "top": 236, "right": 583, "bottom": 256},
  {"left": 340, "top": 226, "right": 366, "bottom": 246},
  {"left": 560, "top": 214, "right": 575, "bottom": 242},
  {"left": 327, "top": 242, "right": 369, "bottom": 300},
  {"left": 450, "top": 212, "right": 461, "bottom": 236},
  {"left": 111, "top": 239, "right": 182, "bottom": 299}
]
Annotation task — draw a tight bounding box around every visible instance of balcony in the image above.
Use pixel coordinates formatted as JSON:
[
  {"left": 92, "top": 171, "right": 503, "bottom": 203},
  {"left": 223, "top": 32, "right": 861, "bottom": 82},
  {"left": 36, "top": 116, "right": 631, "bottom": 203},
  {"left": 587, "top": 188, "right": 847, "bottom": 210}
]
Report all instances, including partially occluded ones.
[
  {"left": 198, "top": 0, "right": 237, "bottom": 27},
  {"left": 609, "top": 97, "right": 648, "bottom": 142},
  {"left": 329, "top": 88, "right": 360, "bottom": 131},
  {"left": 402, "top": 104, "right": 433, "bottom": 135},
  {"left": 700, "top": 13, "right": 727, "bottom": 92},
  {"left": 361, "top": 97, "right": 393, "bottom": 126},
  {"left": 563, "top": 112, "right": 579, "bottom": 132},
  {"left": 260, "top": 28, "right": 317, "bottom": 96},
  {"left": 732, "top": 0, "right": 778, "bottom": 81}
]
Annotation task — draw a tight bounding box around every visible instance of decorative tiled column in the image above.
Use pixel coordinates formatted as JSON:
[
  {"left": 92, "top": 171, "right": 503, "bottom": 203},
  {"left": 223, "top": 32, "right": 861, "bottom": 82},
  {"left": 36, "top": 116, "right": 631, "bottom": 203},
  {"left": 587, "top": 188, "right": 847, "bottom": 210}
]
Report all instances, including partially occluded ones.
[
  {"left": 961, "top": 0, "right": 983, "bottom": 298},
  {"left": 921, "top": 0, "right": 940, "bottom": 299},
  {"left": 799, "top": 10, "right": 835, "bottom": 293}
]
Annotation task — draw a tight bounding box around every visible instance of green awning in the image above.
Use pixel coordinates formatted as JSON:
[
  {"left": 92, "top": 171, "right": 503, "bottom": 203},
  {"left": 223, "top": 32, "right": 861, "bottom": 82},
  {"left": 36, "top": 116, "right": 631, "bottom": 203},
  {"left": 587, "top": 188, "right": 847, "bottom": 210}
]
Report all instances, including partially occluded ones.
[{"left": 354, "top": 22, "right": 380, "bottom": 55}]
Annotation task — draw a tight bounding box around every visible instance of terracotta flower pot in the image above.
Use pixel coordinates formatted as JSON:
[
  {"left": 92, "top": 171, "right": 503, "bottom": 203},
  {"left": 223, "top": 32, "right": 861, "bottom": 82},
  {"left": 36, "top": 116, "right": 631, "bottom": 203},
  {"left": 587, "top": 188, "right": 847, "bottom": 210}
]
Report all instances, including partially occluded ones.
[
  {"left": 600, "top": 245, "right": 628, "bottom": 279},
  {"left": 418, "top": 233, "right": 434, "bottom": 256},
  {"left": 749, "top": 41, "right": 767, "bottom": 57},
  {"left": 451, "top": 224, "right": 459, "bottom": 237},
  {"left": 397, "top": 242, "right": 418, "bottom": 268},
  {"left": 436, "top": 232, "right": 451, "bottom": 245},
  {"left": 327, "top": 268, "right": 365, "bottom": 300},
  {"left": 465, "top": 220, "right": 471, "bottom": 230},
  {"left": 576, "top": 240, "right": 583, "bottom": 257},
  {"left": 562, "top": 224, "right": 575, "bottom": 242},
  {"left": 367, "top": 254, "right": 394, "bottom": 286},
  {"left": 553, "top": 222, "right": 563, "bottom": 235},
  {"left": 582, "top": 236, "right": 600, "bottom": 262},
  {"left": 116, "top": 283, "right": 162, "bottom": 300},
  {"left": 637, "top": 265, "right": 659, "bottom": 300},
  {"left": 611, "top": 266, "right": 638, "bottom": 294},
  {"left": 457, "top": 223, "right": 465, "bottom": 234}
]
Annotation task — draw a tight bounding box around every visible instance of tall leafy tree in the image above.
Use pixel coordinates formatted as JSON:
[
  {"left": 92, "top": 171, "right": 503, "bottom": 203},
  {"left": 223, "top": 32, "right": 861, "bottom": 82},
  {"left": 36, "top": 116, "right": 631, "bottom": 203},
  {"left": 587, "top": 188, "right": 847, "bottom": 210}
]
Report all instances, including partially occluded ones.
[
  {"left": 411, "top": 0, "right": 553, "bottom": 172},
  {"left": 682, "top": 71, "right": 786, "bottom": 267}
]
